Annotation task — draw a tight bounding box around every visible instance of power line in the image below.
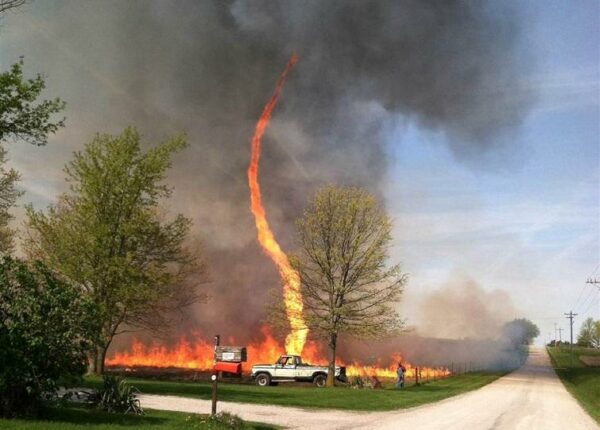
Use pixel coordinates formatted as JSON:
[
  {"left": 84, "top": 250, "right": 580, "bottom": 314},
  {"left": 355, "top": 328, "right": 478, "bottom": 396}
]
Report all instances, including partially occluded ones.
[
  {"left": 572, "top": 281, "right": 590, "bottom": 312},
  {"left": 584, "top": 278, "right": 600, "bottom": 318},
  {"left": 579, "top": 287, "right": 599, "bottom": 318},
  {"left": 575, "top": 286, "right": 597, "bottom": 314},
  {"left": 573, "top": 265, "right": 600, "bottom": 311},
  {"left": 571, "top": 278, "right": 594, "bottom": 309},
  {"left": 589, "top": 263, "right": 600, "bottom": 277}
]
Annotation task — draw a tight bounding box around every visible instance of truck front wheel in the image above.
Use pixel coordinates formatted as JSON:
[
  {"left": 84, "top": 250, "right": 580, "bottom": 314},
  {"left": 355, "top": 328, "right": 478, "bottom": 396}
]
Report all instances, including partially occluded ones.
[
  {"left": 313, "top": 374, "right": 327, "bottom": 388},
  {"left": 255, "top": 373, "right": 271, "bottom": 387}
]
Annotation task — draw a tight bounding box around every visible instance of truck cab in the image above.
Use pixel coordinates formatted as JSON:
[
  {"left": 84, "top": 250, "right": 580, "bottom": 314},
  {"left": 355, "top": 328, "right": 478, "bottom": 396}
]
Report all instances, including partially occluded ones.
[{"left": 273, "top": 355, "right": 304, "bottom": 378}]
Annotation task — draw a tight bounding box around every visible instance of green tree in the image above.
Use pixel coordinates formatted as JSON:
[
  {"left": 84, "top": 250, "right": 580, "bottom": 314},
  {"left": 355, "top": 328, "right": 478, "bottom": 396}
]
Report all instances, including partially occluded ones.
[
  {"left": 0, "top": 59, "right": 66, "bottom": 252},
  {"left": 0, "top": 147, "right": 21, "bottom": 254},
  {"left": 0, "top": 256, "right": 98, "bottom": 417},
  {"left": 25, "top": 127, "right": 206, "bottom": 374},
  {"left": 502, "top": 318, "right": 540, "bottom": 347},
  {"left": 0, "top": 59, "right": 65, "bottom": 145},
  {"left": 577, "top": 317, "right": 600, "bottom": 348},
  {"left": 283, "top": 185, "right": 406, "bottom": 387}
]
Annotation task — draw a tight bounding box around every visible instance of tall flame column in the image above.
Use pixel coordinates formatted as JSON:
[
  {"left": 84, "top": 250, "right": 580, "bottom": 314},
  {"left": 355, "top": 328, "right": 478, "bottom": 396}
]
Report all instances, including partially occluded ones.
[{"left": 247, "top": 53, "right": 307, "bottom": 355}]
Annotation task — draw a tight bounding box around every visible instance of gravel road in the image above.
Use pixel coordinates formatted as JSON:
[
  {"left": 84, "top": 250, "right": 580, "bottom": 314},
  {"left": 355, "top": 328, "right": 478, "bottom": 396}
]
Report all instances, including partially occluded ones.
[{"left": 140, "top": 347, "right": 598, "bottom": 429}]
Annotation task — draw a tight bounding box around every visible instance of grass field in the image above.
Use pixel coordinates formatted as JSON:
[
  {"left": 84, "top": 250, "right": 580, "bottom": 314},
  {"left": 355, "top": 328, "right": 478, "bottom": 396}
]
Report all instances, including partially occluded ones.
[
  {"left": 0, "top": 406, "right": 276, "bottom": 430},
  {"left": 83, "top": 372, "right": 505, "bottom": 412},
  {"left": 547, "top": 346, "right": 600, "bottom": 423}
]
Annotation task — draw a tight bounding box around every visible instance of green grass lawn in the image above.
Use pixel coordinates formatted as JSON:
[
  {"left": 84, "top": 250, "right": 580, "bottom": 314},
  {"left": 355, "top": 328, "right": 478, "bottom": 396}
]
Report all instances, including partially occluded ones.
[
  {"left": 83, "top": 372, "right": 504, "bottom": 412},
  {"left": 547, "top": 346, "right": 600, "bottom": 423},
  {"left": 0, "top": 373, "right": 505, "bottom": 429},
  {"left": 0, "top": 406, "right": 276, "bottom": 430}
]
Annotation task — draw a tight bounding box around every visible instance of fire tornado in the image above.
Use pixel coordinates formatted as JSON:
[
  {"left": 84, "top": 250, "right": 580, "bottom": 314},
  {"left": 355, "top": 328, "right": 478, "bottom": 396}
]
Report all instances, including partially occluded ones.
[{"left": 247, "top": 53, "right": 307, "bottom": 355}]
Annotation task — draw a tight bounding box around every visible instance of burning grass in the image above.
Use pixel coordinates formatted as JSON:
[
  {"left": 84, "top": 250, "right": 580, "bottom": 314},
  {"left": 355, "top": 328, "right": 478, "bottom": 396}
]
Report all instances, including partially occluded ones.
[
  {"left": 82, "top": 372, "right": 504, "bottom": 412},
  {"left": 106, "top": 326, "right": 451, "bottom": 381},
  {"left": 547, "top": 346, "right": 600, "bottom": 423}
]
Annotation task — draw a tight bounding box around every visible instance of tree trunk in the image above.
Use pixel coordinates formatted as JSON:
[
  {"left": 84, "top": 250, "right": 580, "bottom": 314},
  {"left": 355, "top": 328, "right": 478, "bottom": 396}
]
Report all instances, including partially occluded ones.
[
  {"left": 87, "top": 348, "right": 99, "bottom": 375},
  {"left": 98, "top": 344, "right": 108, "bottom": 374},
  {"left": 87, "top": 342, "right": 110, "bottom": 375},
  {"left": 326, "top": 332, "right": 337, "bottom": 387}
]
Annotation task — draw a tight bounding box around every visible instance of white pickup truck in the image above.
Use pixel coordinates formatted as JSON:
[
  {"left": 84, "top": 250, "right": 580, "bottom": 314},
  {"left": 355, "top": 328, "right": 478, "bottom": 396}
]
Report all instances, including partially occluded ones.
[{"left": 251, "top": 355, "right": 347, "bottom": 388}]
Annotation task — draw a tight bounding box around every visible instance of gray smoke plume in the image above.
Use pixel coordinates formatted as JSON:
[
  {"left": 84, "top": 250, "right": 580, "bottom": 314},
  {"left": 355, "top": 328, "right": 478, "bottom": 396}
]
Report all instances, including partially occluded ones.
[
  {"left": 338, "top": 334, "right": 525, "bottom": 372},
  {"left": 1, "top": 1, "right": 533, "bottom": 349},
  {"left": 416, "top": 275, "right": 518, "bottom": 340},
  {"left": 336, "top": 275, "right": 523, "bottom": 370}
]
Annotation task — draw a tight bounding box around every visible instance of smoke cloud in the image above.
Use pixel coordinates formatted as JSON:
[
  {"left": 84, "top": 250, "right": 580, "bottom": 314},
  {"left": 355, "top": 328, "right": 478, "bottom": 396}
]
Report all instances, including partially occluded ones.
[
  {"left": 336, "top": 276, "right": 523, "bottom": 370},
  {"left": 417, "top": 275, "right": 518, "bottom": 340},
  {"left": 2, "top": 1, "right": 533, "bottom": 349}
]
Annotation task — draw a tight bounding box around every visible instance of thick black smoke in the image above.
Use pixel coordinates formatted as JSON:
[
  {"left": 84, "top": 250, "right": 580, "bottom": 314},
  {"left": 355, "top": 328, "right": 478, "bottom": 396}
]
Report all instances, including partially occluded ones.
[
  {"left": 2, "top": 1, "right": 533, "bottom": 348},
  {"left": 134, "top": 0, "right": 529, "bottom": 341}
]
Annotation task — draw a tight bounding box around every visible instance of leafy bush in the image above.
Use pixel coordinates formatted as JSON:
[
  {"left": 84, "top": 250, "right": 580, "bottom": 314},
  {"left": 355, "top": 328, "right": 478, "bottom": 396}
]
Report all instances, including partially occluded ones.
[
  {"left": 184, "top": 412, "right": 248, "bottom": 430},
  {"left": 96, "top": 376, "right": 143, "bottom": 415},
  {"left": 0, "top": 257, "right": 97, "bottom": 417}
]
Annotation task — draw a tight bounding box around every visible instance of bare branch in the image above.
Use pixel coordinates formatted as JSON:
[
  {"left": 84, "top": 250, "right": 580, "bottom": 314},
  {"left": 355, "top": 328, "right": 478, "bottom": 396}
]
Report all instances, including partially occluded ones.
[{"left": 0, "top": 0, "right": 25, "bottom": 14}]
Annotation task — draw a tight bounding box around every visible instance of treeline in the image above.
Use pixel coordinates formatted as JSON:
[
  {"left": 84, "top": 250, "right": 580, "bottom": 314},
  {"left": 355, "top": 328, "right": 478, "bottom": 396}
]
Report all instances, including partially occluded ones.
[{"left": 577, "top": 318, "right": 600, "bottom": 348}]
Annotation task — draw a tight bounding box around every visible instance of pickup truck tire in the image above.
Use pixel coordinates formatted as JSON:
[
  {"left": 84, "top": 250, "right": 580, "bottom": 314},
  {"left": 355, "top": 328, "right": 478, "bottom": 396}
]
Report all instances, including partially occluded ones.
[
  {"left": 255, "top": 373, "right": 271, "bottom": 387},
  {"left": 313, "top": 373, "right": 327, "bottom": 388}
]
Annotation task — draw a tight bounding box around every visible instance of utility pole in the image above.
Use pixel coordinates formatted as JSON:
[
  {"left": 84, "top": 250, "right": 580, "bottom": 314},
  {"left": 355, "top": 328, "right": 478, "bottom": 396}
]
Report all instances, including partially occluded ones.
[
  {"left": 565, "top": 311, "right": 577, "bottom": 365},
  {"left": 558, "top": 327, "right": 563, "bottom": 343},
  {"left": 565, "top": 312, "right": 577, "bottom": 345},
  {"left": 554, "top": 323, "right": 558, "bottom": 343}
]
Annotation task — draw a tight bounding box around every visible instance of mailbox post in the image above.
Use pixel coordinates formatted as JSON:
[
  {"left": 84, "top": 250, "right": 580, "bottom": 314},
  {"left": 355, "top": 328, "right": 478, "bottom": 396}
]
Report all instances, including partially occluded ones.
[
  {"left": 211, "top": 334, "right": 220, "bottom": 416},
  {"left": 211, "top": 338, "right": 247, "bottom": 416}
]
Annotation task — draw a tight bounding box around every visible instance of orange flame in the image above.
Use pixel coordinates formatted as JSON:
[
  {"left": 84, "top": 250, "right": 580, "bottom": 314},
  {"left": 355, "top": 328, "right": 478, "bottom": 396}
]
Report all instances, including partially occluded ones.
[
  {"left": 106, "top": 328, "right": 451, "bottom": 381},
  {"left": 247, "top": 53, "right": 307, "bottom": 355}
]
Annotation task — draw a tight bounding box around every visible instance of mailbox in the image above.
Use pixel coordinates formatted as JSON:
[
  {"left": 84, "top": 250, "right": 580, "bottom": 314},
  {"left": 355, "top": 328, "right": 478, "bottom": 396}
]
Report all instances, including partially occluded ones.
[
  {"left": 214, "top": 361, "right": 242, "bottom": 375},
  {"left": 215, "top": 346, "right": 247, "bottom": 362}
]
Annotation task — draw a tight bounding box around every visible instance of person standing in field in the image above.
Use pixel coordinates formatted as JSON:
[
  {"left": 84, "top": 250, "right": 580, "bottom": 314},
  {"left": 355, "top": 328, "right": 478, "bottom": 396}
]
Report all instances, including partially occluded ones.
[{"left": 396, "top": 362, "right": 405, "bottom": 389}]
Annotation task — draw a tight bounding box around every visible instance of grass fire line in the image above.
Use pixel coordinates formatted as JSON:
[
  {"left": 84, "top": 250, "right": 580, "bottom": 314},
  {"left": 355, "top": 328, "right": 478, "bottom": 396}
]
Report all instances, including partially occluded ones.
[{"left": 105, "top": 327, "right": 451, "bottom": 381}]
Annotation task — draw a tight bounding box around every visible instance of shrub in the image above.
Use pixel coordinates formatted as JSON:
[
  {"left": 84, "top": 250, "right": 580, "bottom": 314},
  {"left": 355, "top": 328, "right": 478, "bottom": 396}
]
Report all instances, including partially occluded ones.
[
  {"left": 349, "top": 375, "right": 380, "bottom": 389},
  {"left": 96, "top": 376, "right": 143, "bottom": 415},
  {"left": 0, "top": 257, "right": 97, "bottom": 417},
  {"left": 184, "top": 412, "right": 248, "bottom": 430}
]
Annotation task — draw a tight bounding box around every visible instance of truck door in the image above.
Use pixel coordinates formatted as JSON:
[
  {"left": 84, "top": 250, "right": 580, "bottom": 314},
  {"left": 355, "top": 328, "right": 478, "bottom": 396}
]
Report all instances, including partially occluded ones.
[
  {"left": 294, "top": 356, "right": 311, "bottom": 379},
  {"left": 274, "top": 356, "right": 296, "bottom": 378}
]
